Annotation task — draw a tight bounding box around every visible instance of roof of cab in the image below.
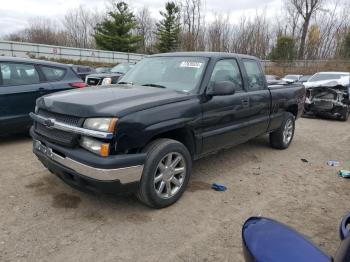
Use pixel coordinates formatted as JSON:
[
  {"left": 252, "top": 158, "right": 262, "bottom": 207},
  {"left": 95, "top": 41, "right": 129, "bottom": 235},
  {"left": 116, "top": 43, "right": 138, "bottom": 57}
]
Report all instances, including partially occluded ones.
[
  {"left": 150, "top": 51, "right": 259, "bottom": 60},
  {"left": 0, "top": 56, "right": 71, "bottom": 67}
]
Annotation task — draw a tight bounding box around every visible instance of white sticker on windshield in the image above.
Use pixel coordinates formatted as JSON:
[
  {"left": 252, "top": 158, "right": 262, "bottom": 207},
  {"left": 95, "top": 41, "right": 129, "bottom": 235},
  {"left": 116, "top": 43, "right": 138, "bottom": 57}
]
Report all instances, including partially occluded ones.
[{"left": 180, "top": 61, "right": 203, "bottom": 68}]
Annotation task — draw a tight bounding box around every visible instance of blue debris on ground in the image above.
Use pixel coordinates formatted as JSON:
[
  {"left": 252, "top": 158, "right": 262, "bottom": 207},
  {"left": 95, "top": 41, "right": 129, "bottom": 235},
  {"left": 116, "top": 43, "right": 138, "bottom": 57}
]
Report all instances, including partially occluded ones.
[{"left": 211, "top": 183, "right": 227, "bottom": 192}]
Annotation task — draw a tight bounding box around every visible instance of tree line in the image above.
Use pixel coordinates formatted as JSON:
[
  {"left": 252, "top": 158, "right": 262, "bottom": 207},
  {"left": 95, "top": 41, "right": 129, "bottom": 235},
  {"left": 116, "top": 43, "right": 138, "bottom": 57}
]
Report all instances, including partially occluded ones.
[{"left": 4, "top": 0, "right": 350, "bottom": 60}]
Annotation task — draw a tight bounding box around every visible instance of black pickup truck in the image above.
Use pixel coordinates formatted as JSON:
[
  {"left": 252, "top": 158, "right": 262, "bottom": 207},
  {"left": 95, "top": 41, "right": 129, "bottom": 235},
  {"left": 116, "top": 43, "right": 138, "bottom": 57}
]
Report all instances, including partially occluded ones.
[{"left": 30, "top": 52, "right": 305, "bottom": 208}]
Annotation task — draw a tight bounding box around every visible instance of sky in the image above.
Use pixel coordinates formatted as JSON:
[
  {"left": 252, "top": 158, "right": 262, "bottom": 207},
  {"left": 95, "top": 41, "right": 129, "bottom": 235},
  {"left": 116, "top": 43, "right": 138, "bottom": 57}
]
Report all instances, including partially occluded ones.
[{"left": 0, "top": 0, "right": 283, "bottom": 36}]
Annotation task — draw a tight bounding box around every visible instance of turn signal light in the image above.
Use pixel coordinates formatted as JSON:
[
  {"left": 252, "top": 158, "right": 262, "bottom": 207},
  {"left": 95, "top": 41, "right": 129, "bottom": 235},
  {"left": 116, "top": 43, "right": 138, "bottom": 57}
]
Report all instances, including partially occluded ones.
[{"left": 100, "top": 144, "right": 110, "bottom": 157}]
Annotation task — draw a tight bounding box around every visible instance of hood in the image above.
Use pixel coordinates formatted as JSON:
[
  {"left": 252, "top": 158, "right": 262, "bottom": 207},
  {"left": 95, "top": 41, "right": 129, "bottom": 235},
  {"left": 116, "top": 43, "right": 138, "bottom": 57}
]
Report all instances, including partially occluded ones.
[
  {"left": 36, "top": 85, "right": 192, "bottom": 118},
  {"left": 87, "top": 73, "right": 123, "bottom": 78}
]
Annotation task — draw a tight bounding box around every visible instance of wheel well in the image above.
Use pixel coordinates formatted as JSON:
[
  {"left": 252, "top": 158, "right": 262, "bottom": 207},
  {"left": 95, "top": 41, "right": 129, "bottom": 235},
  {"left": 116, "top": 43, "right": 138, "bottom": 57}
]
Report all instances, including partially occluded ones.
[
  {"left": 286, "top": 104, "right": 298, "bottom": 118},
  {"left": 148, "top": 128, "right": 196, "bottom": 157}
]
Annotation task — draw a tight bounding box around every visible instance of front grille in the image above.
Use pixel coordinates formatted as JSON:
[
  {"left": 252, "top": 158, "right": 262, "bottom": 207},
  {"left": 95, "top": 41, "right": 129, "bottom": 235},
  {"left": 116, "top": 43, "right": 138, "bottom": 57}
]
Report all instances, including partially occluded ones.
[
  {"left": 34, "top": 110, "right": 83, "bottom": 146},
  {"left": 86, "top": 77, "right": 101, "bottom": 86},
  {"left": 37, "top": 109, "right": 81, "bottom": 126}
]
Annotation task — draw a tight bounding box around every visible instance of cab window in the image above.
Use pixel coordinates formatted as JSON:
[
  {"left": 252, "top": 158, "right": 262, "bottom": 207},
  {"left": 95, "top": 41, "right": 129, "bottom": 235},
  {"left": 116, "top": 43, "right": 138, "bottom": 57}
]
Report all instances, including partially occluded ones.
[
  {"left": 242, "top": 59, "right": 265, "bottom": 91},
  {"left": 209, "top": 59, "right": 243, "bottom": 91},
  {"left": 0, "top": 63, "right": 40, "bottom": 86}
]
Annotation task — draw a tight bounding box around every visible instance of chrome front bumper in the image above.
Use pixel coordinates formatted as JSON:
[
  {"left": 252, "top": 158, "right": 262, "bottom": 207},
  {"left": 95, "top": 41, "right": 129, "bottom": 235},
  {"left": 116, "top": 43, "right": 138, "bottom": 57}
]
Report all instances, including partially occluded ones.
[{"left": 33, "top": 140, "right": 143, "bottom": 184}]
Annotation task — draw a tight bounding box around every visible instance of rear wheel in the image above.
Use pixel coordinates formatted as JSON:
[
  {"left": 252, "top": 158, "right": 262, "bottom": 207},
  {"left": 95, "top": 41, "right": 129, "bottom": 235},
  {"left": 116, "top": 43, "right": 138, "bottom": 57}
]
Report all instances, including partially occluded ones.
[
  {"left": 136, "top": 139, "right": 192, "bottom": 208},
  {"left": 270, "top": 113, "right": 295, "bottom": 149}
]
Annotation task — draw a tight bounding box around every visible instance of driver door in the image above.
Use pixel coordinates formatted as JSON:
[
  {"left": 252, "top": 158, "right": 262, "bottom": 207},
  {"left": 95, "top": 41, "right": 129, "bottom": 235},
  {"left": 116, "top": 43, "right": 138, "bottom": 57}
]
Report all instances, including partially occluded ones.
[{"left": 201, "top": 59, "right": 251, "bottom": 155}]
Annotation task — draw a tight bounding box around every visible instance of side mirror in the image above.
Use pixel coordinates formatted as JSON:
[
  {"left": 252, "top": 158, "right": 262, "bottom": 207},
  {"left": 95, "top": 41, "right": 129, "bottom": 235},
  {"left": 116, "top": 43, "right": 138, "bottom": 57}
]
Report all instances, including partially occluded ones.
[
  {"left": 242, "top": 217, "right": 331, "bottom": 262},
  {"left": 206, "top": 81, "right": 236, "bottom": 96},
  {"left": 334, "top": 213, "right": 350, "bottom": 262},
  {"left": 340, "top": 212, "right": 350, "bottom": 240}
]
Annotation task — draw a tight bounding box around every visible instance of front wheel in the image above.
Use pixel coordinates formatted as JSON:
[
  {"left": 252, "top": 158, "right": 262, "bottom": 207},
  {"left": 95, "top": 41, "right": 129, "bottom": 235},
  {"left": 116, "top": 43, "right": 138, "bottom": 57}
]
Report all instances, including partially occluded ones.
[
  {"left": 270, "top": 113, "right": 295, "bottom": 149},
  {"left": 136, "top": 139, "right": 192, "bottom": 208},
  {"left": 340, "top": 107, "right": 349, "bottom": 122}
]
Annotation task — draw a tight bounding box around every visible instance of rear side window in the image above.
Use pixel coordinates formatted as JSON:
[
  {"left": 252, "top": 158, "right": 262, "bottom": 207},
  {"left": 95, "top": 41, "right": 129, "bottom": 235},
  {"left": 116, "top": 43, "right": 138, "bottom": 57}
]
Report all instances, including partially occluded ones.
[
  {"left": 76, "top": 67, "right": 90, "bottom": 73},
  {"left": 0, "top": 63, "right": 40, "bottom": 86},
  {"left": 210, "top": 59, "right": 243, "bottom": 91},
  {"left": 243, "top": 59, "right": 265, "bottom": 91},
  {"left": 41, "top": 66, "right": 66, "bottom": 81}
]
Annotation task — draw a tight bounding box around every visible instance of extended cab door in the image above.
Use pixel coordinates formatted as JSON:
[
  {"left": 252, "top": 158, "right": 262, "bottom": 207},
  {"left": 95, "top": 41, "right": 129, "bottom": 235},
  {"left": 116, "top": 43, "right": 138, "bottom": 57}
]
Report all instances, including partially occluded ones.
[
  {"left": 240, "top": 58, "right": 270, "bottom": 139},
  {"left": 200, "top": 58, "right": 252, "bottom": 155},
  {"left": 0, "top": 62, "right": 49, "bottom": 132}
]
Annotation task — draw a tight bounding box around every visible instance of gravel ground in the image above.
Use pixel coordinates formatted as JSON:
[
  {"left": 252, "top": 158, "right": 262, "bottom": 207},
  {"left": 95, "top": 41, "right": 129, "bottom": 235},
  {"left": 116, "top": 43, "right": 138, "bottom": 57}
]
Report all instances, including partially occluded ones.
[{"left": 0, "top": 117, "right": 349, "bottom": 262}]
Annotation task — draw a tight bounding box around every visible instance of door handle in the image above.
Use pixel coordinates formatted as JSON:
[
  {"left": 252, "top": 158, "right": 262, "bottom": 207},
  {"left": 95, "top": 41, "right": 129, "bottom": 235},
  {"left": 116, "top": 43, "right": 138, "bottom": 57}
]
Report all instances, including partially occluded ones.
[{"left": 241, "top": 98, "right": 249, "bottom": 107}]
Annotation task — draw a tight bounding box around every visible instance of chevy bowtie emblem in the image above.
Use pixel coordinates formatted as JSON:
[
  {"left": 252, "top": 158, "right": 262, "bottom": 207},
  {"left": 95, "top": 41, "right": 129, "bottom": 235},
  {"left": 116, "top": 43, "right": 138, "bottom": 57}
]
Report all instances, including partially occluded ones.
[{"left": 44, "top": 119, "right": 55, "bottom": 128}]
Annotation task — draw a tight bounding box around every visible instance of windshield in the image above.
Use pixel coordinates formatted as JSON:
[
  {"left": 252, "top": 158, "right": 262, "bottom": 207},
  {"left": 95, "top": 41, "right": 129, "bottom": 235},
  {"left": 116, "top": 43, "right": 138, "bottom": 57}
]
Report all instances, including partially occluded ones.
[
  {"left": 309, "top": 73, "right": 349, "bottom": 82},
  {"left": 119, "top": 56, "right": 208, "bottom": 92},
  {"left": 284, "top": 75, "right": 299, "bottom": 80},
  {"left": 111, "top": 64, "right": 131, "bottom": 74},
  {"left": 298, "top": 75, "right": 310, "bottom": 82},
  {"left": 96, "top": 67, "right": 110, "bottom": 73}
]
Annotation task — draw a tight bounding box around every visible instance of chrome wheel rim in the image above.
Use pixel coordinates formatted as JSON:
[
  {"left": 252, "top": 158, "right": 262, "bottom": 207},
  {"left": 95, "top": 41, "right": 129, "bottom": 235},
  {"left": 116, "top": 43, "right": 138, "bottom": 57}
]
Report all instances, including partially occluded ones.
[
  {"left": 154, "top": 152, "right": 186, "bottom": 199},
  {"left": 283, "top": 119, "right": 293, "bottom": 144}
]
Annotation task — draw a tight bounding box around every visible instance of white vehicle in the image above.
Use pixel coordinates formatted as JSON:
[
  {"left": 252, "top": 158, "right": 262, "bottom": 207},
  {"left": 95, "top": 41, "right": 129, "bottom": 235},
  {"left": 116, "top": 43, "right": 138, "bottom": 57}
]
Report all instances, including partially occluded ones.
[
  {"left": 304, "top": 72, "right": 350, "bottom": 89},
  {"left": 282, "top": 74, "right": 303, "bottom": 83}
]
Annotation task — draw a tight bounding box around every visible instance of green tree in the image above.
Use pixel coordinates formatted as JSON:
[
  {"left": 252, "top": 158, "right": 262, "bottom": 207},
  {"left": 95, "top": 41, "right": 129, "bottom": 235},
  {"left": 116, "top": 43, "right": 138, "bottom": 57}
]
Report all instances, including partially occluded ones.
[
  {"left": 156, "top": 2, "right": 181, "bottom": 53},
  {"left": 305, "top": 25, "right": 321, "bottom": 59},
  {"left": 94, "top": 2, "right": 141, "bottom": 52},
  {"left": 270, "top": 36, "right": 296, "bottom": 61}
]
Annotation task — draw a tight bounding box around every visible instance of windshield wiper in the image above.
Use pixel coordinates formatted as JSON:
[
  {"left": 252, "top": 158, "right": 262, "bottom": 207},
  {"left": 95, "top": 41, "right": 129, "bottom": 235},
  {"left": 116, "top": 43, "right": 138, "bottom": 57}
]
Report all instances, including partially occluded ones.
[
  {"left": 118, "top": 81, "right": 134, "bottom": 85},
  {"left": 142, "top": 83, "right": 167, "bottom": 89}
]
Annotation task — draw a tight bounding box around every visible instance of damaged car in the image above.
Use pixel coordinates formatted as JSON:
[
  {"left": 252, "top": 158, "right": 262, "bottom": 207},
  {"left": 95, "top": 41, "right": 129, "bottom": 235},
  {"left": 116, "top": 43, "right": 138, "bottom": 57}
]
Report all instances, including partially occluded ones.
[{"left": 304, "top": 76, "right": 350, "bottom": 121}]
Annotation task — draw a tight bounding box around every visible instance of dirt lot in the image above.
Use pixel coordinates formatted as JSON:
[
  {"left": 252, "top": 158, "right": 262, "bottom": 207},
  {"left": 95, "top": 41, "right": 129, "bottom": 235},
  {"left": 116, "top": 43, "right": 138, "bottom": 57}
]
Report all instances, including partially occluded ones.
[{"left": 0, "top": 118, "right": 349, "bottom": 262}]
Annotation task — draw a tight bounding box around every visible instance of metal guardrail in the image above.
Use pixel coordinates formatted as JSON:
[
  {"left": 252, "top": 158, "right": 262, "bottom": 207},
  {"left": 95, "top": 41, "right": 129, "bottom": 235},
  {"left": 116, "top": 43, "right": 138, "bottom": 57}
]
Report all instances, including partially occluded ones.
[
  {"left": 260, "top": 59, "right": 350, "bottom": 68},
  {"left": 0, "top": 41, "right": 145, "bottom": 64},
  {"left": 1, "top": 41, "right": 348, "bottom": 69}
]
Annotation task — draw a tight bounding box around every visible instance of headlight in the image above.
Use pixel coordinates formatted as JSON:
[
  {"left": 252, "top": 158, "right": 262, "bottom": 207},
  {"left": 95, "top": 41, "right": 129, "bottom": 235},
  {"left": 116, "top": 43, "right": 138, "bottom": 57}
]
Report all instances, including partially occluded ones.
[
  {"left": 83, "top": 118, "right": 118, "bottom": 132},
  {"left": 80, "top": 136, "right": 110, "bottom": 157},
  {"left": 101, "top": 77, "right": 112, "bottom": 85}
]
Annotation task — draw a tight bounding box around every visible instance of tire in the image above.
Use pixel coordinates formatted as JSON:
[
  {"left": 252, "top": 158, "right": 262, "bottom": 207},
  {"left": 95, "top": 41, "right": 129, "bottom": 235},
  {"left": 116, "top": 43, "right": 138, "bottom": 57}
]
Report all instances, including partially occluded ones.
[
  {"left": 136, "top": 139, "right": 192, "bottom": 208},
  {"left": 269, "top": 113, "right": 295, "bottom": 149},
  {"left": 340, "top": 107, "right": 349, "bottom": 122}
]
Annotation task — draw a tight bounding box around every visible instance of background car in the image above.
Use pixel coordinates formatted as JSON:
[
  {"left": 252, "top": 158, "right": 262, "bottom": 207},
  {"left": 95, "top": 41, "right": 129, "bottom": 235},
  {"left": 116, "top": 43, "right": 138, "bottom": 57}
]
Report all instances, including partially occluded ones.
[
  {"left": 85, "top": 62, "right": 135, "bottom": 86},
  {"left": 282, "top": 74, "right": 303, "bottom": 83},
  {"left": 296, "top": 75, "right": 311, "bottom": 84},
  {"left": 95, "top": 67, "right": 111, "bottom": 74},
  {"left": 265, "top": 75, "right": 281, "bottom": 85},
  {"left": 70, "top": 65, "right": 96, "bottom": 81},
  {"left": 0, "top": 57, "right": 87, "bottom": 135},
  {"left": 304, "top": 72, "right": 350, "bottom": 88}
]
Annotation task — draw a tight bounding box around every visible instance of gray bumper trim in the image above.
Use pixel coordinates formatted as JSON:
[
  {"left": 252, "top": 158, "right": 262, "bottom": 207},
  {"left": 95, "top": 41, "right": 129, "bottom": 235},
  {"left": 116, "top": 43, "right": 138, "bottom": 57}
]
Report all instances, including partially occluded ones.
[{"left": 34, "top": 140, "right": 143, "bottom": 184}]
